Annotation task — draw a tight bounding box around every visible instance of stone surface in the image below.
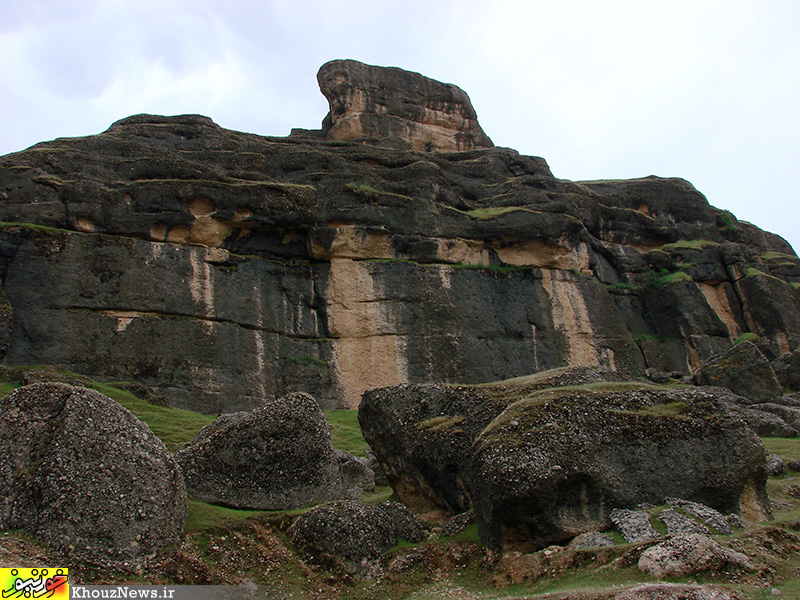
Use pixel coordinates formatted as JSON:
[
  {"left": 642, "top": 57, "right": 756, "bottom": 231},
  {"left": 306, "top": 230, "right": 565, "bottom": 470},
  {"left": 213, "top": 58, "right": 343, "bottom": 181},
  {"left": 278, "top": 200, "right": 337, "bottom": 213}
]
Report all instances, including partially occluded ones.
[
  {"left": 335, "top": 449, "right": 375, "bottom": 495},
  {"left": 788, "top": 459, "right": 800, "bottom": 472},
  {"left": 611, "top": 509, "right": 661, "bottom": 544},
  {"left": 766, "top": 454, "right": 787, "bottom": 477},
  {"left": 567, "top": 531, "right": 616, "bottom": 550},
  {"left": 665, "top": 497, "right": 734, "bottom": 534},
  {"left": 288, "top": 500, "right": 424, "bottom": 577},
  {"left": 656, "top": 508, "right": 710, "bottom": 536},
  {"left": 0, "top": 61, "right": 798, "bottom": 412},
  {"left": 358, "top": 367, "right": 609, "bottom": 515},
  {"left": 316, "top": 59, "right": 493, "bottom": 152},
  {"left": 637, "top": 534, "right": 757, "bottom": 578},
  {"left": 530, "top": 584, "right": 745, "bottom": 600},
  {"left": 0, "top": 383, "right": 186, "bottom": 567},
  {"left": 692, "top": 342, "right": 782, "bottom": 403},
  {"left": 469, "top": 386, "right": 772, "bottom": 551},
  {"left": 175, "top": 392, "right": 344, "bottom": 509}
]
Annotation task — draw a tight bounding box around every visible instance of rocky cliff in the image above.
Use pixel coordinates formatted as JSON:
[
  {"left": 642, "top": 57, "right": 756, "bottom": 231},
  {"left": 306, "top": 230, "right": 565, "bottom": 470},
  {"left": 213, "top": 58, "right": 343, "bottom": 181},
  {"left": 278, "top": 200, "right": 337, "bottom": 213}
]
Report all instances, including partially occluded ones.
[{"left": 0, "top": 59, "right": 798, "bottom": 411}]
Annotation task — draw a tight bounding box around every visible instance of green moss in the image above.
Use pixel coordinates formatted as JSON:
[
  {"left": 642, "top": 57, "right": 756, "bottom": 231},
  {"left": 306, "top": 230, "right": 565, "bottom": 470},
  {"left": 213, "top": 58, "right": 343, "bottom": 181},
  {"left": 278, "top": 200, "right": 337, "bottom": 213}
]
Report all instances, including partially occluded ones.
[
  {"left": 185, "top": 500, "right": 267, "bottom": 531},
  {"left": 734, "top": 332, "right": 761, "bottom": 346},
  {"left": 718, "top": 210, "right": 738, "bottom": 231},
  {"left": 660, "top": 240, "right": 721, "bottom": 251},
  {"left": 647, "top": 269, "right": 693, "bottom": 287},
  {"left": 288, "top": 354, "right": 328, "bottom": 370},
  {"left": 762, "top": 251, "right": 799, "bottom": 263},
  {"left": 0, "top": 221, "right": 71, "bottom": 237},
  {"left": 346, "top": 182, "right": 413, "bottom": 201}
]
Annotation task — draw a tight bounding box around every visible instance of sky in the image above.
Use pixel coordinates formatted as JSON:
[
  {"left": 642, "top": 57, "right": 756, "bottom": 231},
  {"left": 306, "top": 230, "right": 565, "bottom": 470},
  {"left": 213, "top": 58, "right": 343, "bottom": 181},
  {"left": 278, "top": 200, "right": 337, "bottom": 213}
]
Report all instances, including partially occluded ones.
[{"left": 1, "top": 0, "right": 798, "bottom": 252}]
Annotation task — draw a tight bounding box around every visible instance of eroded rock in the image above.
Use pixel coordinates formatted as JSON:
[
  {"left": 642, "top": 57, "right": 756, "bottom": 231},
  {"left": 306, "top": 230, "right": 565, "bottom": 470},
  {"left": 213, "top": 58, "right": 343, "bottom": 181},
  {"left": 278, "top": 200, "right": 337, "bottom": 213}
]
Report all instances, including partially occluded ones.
[
  {"left": 469, "top": 386, "right": 772, "bottom": 551},
  {"left": 316, "top": 59, "right": 493, "bottom": 152},
  {"left": 0, "top": 383, "right": 186, "bottom": 567},
  {"left": 637, "top": 534, "right": 756, "bottom": 578},
  {"left": 692, "top": 342, "right": 782, "bottom": 403},
  {"left": 175, "top": 392, "right": 344, "bottom": 509}
]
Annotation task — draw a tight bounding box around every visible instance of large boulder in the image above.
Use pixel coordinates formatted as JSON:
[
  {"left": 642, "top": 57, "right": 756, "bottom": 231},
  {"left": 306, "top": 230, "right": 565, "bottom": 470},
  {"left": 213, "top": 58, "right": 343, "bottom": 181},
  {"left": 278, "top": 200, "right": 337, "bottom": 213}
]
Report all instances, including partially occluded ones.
[
  {"left": 637, "top": 534, "right": 756, "bottom": 578},
  {"left": 288, "top": 500, "right": 424, "bottom": 577},
  {"left": 358, "top": 367, "right": 608, "bottom": 515},
  {"left": 175, "top": 392, "right": 343, "bottom": 509},
  {"left": 0, "top": 383, "right": 186, "bottom": 567},
  {"left": 469, "top": 386, "right": 772, "bottom": 551},
  {"left": 316, "top": 59, "right": 493, "bottom": 152},
  {"left": 692, "top": 342, "right": 782, "bottom": 403}
]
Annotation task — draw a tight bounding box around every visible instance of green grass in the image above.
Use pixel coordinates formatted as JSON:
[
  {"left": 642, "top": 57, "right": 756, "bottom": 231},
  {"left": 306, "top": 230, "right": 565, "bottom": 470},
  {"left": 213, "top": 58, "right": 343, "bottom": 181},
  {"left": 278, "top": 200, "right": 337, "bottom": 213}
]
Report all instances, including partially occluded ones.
[
  {"left": 185, "top": 500, "right": 268, "bottom": 531},
  {"left": 760, "top": 436, "right": 800, "bottom": 460},
  {"left": 324, "top": 409, "right": 370, "bottom": 457}
]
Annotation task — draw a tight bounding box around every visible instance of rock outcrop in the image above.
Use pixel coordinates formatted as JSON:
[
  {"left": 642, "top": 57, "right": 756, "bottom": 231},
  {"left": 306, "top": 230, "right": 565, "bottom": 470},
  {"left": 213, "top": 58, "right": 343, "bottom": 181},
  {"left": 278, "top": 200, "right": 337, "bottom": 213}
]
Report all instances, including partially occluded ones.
[
  {"left": 468, "top": 386, "right": 771, "bottom": 550},
  {"left": 358, "top": 367, "right": 608, "bottom": 515},
  {"left": 692, "top": 342, "right": 782, "bottom": 403},
  {"left": 315, "top": 59, "right": 493, "bottom": 152},
  {"left": 288, "top": 500, "right": 424, "bottom": 577},
  {"left": 175, "top": 392, "right": 345, "bottom": 509},
  {"left": 0, "top": 60, "right": 798, "bottom": 412},
  {"left": 637, "top": 534, "right": 756, "bottom": 579},
  {"left": 0, "top": 383, "right": 186, "bottom": 567}
]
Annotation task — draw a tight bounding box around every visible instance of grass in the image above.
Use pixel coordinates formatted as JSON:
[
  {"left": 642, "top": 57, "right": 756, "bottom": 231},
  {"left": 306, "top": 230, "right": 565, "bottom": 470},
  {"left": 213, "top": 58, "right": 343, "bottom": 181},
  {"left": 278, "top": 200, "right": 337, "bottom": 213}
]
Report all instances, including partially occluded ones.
[
  {"left": 185, "top": 500, "right": 268, "bottom": 531},
  {"left": 733, "top": 332, "right": 761, "bottom": 346},
  {"left": 660, "top": 239, "right": 721, "bottom": 251},
  {"left": 324, "top": 409, "right": 370, "bottom": 457}
]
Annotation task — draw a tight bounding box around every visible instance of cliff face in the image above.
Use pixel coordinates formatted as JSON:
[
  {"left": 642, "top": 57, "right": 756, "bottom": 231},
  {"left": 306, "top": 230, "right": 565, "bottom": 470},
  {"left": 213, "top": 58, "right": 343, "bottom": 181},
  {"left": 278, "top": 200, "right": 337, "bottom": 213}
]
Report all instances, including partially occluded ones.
[{"left": 0, "top": 61, "right": 798, "bottom": 411}]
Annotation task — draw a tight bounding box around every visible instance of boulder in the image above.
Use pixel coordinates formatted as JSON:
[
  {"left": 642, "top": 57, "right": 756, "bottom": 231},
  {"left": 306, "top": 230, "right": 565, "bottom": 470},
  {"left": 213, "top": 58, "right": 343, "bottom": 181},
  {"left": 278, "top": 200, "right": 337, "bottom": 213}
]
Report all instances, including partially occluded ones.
[
  {"left": 766, "top": 454, "right": 787, "bottom": 477},
  {"left": 611, "top": 509, "right": 660, "bottom": 543},
  {"left": 771, "top": 351, "right": 800, "bottom": 390},
  {"left": 692, "top": 342, "right": 782, "bottom": 403},
  {"left": 358, "top": 367, "right": 608, "bottom": 515},
  {"left": 567, "top": 531, "right": 615, "bottom": 550},
  {"left": 727, "top": 405, "right": 799, "bottom": 438},
  {"left": 316, "top": 59, "right": 493, "bottom": 152},
  {"left": 0, "top": 383, "right": 186, "bottom": 567},
  {"left": 469, "top": 386, "right": 772, "bottom": 551},
  {"left": 637, "top": 534, "right": 756, "bottom": 578},
  {"left": 175, "top": 392, "right": 343, "bottom": 509},
  {"left": 288, "top": 500, "right": 424, "bottom": 577},
  {"left": 788, "top": 459, "right": 800, "bottom": 472},
  {"left": 656, "top": 508, "right": 709, "bottom": 535},
  {"left": 665, "top": 497, "right": 733, "bottom": 534},
  {"left": 334, "top": 449, "right": 375, "bottom": 495},
  {"left": 748, "top": 403, "right": 800, "bottom": 431}
]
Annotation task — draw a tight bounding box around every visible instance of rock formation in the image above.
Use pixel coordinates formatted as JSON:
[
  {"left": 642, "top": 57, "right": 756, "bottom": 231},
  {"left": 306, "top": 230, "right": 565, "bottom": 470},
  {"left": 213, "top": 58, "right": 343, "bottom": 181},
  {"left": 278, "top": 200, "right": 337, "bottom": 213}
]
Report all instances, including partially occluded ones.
[
  {"left": 175, "top": 392, "right": 346, "bottom": 509},
  {"left": 315, "top": 59, "right": 493, "bottom": 152},
  {"left": 0, "top": 383, "right": 186, "bottom": 567},
  {"left": 0, "top": 60, "right": 798, "bottom": 411}
]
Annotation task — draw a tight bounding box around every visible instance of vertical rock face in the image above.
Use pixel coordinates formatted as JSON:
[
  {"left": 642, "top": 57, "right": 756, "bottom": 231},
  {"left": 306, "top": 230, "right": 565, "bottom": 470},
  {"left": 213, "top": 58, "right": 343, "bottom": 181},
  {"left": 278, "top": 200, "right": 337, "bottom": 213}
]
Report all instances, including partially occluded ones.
[
  {"left": 0, "top": 60, "right": 798, "bottom": 412},
  {"left": 317, "top": 59, "right": 494, "bottom": 152}
]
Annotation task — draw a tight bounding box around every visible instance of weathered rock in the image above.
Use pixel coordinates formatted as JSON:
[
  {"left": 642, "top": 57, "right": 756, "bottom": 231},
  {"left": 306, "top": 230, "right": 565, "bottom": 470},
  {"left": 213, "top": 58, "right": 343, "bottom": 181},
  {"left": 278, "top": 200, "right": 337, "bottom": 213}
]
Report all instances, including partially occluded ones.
[
  {"left": 334, "top": 449, "right": 375, "bottom": 495},
  {"left": 358, "top": 367, "right": 609, "bottom": 515},
  {"left": 364, "top": 450, "right": 389, "bottom": 487},
  {"left": 788, "top": 459, "right": 800, "bottom": 472},
  {"left": 0, "top": 383, "right": 186, "bottom": 567},
  {"left": 665, "top": 497, "right": 734, "bottom": 534},
  {"left": 637, "top": 534, "right": 757, "bottom": 578},
  {"left": 748, "top": 402, "right": 800, "bottom": 431},
  {"left": 567, "top": 531, "right": 616, "bottom": 550},
  {"left": 440, "top": 510, "right": 475, "bottom": 537},
  {"left": 469, "top": 386, "right": 772, "bottom": 551},
  {"left": 288, "top": 500, "right": 423, "bottom": 577},
  {"left": 771, "top": 351, "right": 800, "bottom": 390},
  {"left": 611, "top": 509, "right": 660, "bottom": 544},
  {"left": 175, "top": 392, "right": 344, "bottom": 509},
  {"left": 727, "top": 405, "right": 799, "bottom": 438},
  {"left": 316, "top": 59, "right": 493, "bottom": 153},
  {"left": 692, "top": 342, "right": 782, "bottom": 403},
  {"left": 496, "top": 583, "right": 744, "bottom": 600},
  {"left": 1, "top": 61, "right": 799, "bottom": 413},
  {"left": 766, "top": 454, "right": 787, "bottom": 477},
  {"left": 656, "top": 508, "right": 709, "bottom": 535}
]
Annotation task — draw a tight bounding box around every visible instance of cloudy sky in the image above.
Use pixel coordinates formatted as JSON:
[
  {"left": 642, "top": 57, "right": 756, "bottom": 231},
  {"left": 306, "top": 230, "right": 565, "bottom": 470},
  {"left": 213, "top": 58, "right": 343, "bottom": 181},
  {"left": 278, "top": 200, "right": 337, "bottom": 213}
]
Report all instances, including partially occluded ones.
[{"left": 2, "top": 0, "right": 798, "bottom": 252}]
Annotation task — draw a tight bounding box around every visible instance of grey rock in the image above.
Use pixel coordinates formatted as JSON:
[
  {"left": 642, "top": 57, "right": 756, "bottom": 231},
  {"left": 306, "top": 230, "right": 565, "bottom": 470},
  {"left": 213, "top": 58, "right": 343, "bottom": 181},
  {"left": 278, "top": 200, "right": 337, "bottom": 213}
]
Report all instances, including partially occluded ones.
[
  {"left": 335, "top": 449, "right": 375, "bottom": 495},
  {"left": 469, "top": 387, "right": 772, "bottom": 551},
  {"left": 787, "top": 459, "right": 800, "bottom": 472},
  {"left": 771, "top": 351, "right": 800, "bottom": 390},
  {"left": 358, "top": 367, "right": 609, "bottom": 514},
  {"left": 692, "top": 342, "right": 782, "bottom": 404},
  {"left": 665, "top": 497, "right": 734, "bottom": 534},
  {"left": 766, "top": 453, "right": 787, "bottom": 477},
  {"left": 749, "top": 403, "right": 800, "bottom": 431},
  {"left": 567, "top": 531, "right": 616, "bottom": 550},
  {"left": 288, "top": 499, "right": 423, "bottom": 577},
  {"left": 611, "top": 509, "right": 661, "bottom": 544},
  {"left": 441, "top": 510, "right": 475, "bottom": 537},
  {"left": 727, "top": 405, "right": 799, "bottom": 438},
  {"left": 656, "top": 508, "right": 710, "bottom": 536},
  {"left": 637, "top": 534, "right": 757, "bottom": 578},
  {"left": 175, "top": 392, "right": 344, "bottom": 509},
  {"left": 0, "top": 383, "right": 186, "bottom": 567}
]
